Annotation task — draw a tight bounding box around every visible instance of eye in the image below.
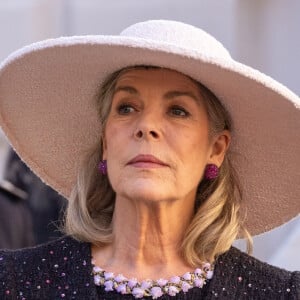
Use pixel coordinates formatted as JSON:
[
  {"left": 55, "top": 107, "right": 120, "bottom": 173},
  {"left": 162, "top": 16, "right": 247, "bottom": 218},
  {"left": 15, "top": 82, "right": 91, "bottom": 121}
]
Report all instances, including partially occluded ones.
[
  {"left": 169, "top": 105, "right": 190, "bottom": 117},
  {"left": 117, "top": 103, "right": 135, "bottom": 115}
]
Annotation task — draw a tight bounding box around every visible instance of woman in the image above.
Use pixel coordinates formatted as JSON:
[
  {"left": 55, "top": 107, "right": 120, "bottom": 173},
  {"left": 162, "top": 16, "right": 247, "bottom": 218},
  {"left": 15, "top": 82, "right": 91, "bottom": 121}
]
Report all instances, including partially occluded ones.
[{"left": 0, "top": 20, "right": 299, "bottom": 299}]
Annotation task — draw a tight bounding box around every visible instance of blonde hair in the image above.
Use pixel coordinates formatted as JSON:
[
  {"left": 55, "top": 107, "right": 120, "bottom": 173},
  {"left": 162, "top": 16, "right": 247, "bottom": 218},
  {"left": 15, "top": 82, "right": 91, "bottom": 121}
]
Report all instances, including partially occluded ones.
[{"left": 64, "top": 66, "right": 252, "bottom": 266}]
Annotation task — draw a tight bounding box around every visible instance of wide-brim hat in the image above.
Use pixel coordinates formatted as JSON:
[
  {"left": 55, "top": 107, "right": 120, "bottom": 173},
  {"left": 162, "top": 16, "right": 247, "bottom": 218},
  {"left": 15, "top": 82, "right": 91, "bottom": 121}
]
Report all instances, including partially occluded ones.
[{"left": 0, "top": 20, "right": 299, "bottom": 236}]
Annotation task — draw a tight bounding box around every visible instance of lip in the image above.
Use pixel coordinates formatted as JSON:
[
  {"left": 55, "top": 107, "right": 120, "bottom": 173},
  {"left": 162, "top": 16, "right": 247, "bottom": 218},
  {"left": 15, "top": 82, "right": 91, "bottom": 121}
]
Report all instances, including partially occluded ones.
[{"left": 127, "top": 154, "right": 168, "bottom": 168}]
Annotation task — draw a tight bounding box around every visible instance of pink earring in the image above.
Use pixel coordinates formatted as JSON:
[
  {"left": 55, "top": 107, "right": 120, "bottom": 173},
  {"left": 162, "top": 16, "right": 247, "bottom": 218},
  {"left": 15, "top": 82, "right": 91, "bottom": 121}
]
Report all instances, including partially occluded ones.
[
  {"left": 204, "top": 164, "right": 219, "bottom": 180},
  {"left": 98, "top": 160, "right": 107, "bottom": 175}
]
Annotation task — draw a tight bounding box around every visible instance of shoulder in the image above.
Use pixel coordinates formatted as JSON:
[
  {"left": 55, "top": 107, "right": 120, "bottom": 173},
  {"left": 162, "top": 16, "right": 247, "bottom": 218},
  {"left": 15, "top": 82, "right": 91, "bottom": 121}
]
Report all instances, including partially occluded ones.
[
  {"left": 0, "top": 235, "right": 89, "bottom": 265},
  {"left": 0, "top": 236, "right": 96, "bottom": 299},
  {"left": 210, "top": 247, "right": 300, "bottom": 299}
]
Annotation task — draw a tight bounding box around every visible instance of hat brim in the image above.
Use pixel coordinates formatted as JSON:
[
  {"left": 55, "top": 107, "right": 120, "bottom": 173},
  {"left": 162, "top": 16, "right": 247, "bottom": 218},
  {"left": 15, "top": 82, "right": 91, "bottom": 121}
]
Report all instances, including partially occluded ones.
[{"left": 0, "top": 35, "right": 299, "bottom": 235}]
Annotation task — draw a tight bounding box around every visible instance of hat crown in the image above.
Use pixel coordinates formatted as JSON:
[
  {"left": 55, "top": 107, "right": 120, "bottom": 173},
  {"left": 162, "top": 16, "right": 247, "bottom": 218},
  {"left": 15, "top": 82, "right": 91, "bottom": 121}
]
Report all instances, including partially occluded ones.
[{"left": 120, "top": 20, "right": 231, "bottom": 60}]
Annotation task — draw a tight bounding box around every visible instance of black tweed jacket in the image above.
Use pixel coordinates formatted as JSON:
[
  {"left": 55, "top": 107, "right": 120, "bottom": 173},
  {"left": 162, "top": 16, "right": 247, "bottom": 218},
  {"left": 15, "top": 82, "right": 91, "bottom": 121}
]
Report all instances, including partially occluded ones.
[{"left": 0, "top": 235, "right": 299, "bottom": 299}]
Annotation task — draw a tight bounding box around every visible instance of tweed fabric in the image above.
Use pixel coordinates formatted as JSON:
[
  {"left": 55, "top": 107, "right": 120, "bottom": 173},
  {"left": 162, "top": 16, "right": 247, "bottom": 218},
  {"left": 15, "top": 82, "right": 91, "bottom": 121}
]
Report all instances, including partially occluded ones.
[{"left": 0, "top": 235, "right": 299, "bottom": 299}]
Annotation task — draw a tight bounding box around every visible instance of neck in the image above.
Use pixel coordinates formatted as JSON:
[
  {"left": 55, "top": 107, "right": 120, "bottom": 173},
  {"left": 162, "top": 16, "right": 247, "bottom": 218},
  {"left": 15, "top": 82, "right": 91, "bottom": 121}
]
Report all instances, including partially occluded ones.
[{"left": 92, "top": 194, "right": 195, "bottom": 280}]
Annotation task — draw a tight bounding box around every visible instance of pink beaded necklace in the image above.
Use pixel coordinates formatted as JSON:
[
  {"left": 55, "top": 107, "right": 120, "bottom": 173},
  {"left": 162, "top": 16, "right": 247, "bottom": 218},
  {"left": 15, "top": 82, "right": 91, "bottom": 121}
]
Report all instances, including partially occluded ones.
[{"left": 92, "top": 262, "right": 213, "bottom": 299}]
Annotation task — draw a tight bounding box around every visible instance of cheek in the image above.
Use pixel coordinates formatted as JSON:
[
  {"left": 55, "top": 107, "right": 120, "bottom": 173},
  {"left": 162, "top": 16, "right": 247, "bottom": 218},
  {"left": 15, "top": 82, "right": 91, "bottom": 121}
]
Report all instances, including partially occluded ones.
[
  {"left": 175, "top": 127, "right": 210, "bottom": 159},
  {"left": 177, "top": 131, "right": 211, "bottom": 178},
  {"left": 104, "top": 127, "right": 123, "bottom": 192},
  {"left": 104, "top": 121, "right": 131, "bottom": 182},
  {"left": 104, "top": 121, "right": 128, "bottom": 153}
]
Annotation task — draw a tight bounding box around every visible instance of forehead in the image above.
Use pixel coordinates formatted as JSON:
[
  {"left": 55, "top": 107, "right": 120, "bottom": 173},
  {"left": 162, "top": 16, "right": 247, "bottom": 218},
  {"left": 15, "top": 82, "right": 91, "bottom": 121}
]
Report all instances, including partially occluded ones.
[{"left": 115, "top": 68, "right": 200, "bottom": 93}]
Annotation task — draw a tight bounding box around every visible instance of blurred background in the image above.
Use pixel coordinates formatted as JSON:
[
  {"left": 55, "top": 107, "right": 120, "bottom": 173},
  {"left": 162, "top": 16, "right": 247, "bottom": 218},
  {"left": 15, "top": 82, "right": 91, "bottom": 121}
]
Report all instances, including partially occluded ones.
[{"left": 0, "top": 0, "right": 299, "bottom": 270}]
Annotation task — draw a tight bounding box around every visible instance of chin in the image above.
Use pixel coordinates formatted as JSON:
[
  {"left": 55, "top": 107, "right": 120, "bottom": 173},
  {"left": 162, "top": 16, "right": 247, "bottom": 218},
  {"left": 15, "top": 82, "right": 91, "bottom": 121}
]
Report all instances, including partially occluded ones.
[
  {"left": 132, "top": 188, "right": 168, "bottom": 202},
  {"left": 111, "top": 172, "right": 178, "bottom": 201},
  {"left": 118, "top": 181, "right": 174, "bottom": 203}
]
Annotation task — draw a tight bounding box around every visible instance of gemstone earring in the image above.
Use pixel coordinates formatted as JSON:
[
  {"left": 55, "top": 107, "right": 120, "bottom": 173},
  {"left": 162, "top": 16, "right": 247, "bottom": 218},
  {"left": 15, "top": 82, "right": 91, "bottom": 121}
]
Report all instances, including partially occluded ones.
[
  {"left": 98, "top": 160, "right": 107, "bottom": 175},
  {"left": 204, "top": 164, "right": 219, "bottom": 180}
]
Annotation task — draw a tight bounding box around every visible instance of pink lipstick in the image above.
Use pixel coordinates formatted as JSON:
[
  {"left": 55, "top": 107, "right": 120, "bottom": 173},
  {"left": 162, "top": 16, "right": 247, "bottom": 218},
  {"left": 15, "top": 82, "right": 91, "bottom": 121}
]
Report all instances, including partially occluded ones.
[{"left": 127, "top": 154, "right": 168, "bottom": 168}]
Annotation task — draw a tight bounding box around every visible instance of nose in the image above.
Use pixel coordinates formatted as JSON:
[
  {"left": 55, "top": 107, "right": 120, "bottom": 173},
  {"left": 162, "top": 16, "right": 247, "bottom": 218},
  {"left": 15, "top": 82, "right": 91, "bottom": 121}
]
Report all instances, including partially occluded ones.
[
  {"left": 133, "top": 111, "right": 161, "bottom": 141},
  {"left": 134, "top": 128, "right": 159, "bottom": 140}
]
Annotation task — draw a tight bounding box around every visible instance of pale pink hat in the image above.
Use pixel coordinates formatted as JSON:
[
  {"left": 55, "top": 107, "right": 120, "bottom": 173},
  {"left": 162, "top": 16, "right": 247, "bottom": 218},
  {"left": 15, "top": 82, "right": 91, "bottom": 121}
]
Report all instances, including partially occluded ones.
[{"left": 0, "top": 20, "right": 299, "bottom": 235}]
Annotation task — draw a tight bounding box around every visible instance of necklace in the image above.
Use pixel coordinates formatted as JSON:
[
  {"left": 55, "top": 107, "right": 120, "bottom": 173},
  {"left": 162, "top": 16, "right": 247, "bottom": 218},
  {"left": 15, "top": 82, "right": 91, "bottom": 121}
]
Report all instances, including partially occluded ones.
[{"left": 93, "top": 262, "right": 213, "bottom": 299}]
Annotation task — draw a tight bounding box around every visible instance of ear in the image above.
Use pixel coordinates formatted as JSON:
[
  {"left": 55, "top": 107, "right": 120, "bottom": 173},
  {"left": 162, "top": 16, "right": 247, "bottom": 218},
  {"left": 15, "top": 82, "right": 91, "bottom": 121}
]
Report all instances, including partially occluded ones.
[
  {"left": 102, "top": 134, "right": 107, "bottom": 160},
  {"left": 208, "top": 130, "right": 231, "bottom": 166}
]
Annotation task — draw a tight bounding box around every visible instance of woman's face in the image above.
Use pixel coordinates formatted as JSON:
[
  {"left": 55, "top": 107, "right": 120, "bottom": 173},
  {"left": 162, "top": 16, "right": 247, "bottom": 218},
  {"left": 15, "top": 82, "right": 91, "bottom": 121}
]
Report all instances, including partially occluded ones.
[{"left": 103, "top": 68, "right": 227, "bottom": 204}]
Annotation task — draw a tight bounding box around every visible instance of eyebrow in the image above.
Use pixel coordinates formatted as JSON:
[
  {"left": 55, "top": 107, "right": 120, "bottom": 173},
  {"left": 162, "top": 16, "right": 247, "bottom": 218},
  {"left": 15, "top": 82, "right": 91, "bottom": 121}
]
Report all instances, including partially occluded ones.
[
  {"left": 113, "top": 86, "right": 139, "bottom": 96},
  {"left": 164, "top": 90, "right": 200, "bottom": 103},
  {"left": 113, "top": 85, "right": 200, "bottom": 103}
]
